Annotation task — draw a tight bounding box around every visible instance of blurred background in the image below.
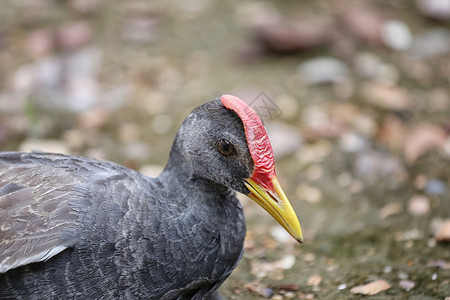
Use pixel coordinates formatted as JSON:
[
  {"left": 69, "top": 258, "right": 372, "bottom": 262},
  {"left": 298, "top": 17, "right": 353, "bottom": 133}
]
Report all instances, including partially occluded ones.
[{"left": 0, "top": 0, "right": 449, "bottom": 298}]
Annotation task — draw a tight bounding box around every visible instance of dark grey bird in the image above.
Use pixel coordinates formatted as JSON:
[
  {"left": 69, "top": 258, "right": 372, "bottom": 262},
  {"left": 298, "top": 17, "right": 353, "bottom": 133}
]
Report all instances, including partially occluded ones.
[{"left": 0, "top": 95, "right": 302, "bottom": 300}]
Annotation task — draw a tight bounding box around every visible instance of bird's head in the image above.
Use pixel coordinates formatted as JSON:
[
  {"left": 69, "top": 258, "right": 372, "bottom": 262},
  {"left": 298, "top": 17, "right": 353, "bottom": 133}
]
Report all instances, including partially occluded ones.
[{"left": 173, "top": 95, "right": 303, "bottom": 243}]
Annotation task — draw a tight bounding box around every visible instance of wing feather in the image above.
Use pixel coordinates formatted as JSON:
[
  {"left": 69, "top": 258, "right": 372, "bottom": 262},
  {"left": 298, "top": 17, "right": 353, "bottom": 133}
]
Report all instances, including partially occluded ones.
[{"left": 0, "top": 152, "right": 92, "bottom": 273}]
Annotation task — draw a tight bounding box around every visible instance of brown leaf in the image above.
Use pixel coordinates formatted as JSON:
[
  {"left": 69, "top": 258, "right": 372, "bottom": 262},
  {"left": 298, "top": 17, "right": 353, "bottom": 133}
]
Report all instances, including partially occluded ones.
[
  {"left": 379, "top": 202, "right": 403, "bottom": 219},
  {"left": 244, "top": 282, "right": 274, "bottom": 298},
  {"left": 254, "top": 18, "right": 333, "bottom": 53},
  {"left": 278, "top": 284, "right": 299, "bottom": 291},
  {"left": 350, "top": 279, "right": 391, "bottom": 295}
]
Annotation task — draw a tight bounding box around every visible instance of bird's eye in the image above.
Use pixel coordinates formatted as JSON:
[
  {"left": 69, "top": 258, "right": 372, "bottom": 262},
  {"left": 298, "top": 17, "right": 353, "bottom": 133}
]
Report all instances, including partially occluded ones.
[{"left": 217, "top": 139, "right": 237, "bottom": 157}]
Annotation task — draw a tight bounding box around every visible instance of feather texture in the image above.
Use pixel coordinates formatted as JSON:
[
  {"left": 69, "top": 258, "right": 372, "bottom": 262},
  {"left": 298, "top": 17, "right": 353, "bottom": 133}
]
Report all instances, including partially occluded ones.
[{"left": 0, "top": 99, "right": 252, "bottom": 299}]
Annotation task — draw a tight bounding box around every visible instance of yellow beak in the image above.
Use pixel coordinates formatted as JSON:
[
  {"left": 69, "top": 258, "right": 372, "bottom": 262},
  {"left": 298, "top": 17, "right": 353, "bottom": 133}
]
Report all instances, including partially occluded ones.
[{"left": 244, "top": 176, "right": 303, "bottom": 243}]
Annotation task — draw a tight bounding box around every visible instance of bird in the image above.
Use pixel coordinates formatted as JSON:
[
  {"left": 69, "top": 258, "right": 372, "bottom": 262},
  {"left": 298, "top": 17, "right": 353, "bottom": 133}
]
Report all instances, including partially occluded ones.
[{"left": 0, "top": 95, "right": 302, "bottom": 300}]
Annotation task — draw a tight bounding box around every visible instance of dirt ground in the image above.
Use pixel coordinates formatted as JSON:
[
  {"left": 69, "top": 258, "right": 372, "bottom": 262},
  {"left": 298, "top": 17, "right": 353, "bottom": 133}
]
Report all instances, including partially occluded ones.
[{"left": 0, "top": 0, "right": 449, "bottom": 299}]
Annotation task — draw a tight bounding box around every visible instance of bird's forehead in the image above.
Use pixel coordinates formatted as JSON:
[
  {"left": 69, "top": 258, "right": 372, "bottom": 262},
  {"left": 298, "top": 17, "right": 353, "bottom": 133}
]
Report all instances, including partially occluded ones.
[{"left": 220, "top": 95, "right": 275, "bottom": 175}]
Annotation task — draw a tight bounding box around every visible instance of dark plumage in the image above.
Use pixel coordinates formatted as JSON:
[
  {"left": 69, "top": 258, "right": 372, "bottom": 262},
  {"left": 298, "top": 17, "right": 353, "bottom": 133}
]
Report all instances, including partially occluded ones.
[{"left": 0, "top": 96, "right": 302, "bottom": 299}]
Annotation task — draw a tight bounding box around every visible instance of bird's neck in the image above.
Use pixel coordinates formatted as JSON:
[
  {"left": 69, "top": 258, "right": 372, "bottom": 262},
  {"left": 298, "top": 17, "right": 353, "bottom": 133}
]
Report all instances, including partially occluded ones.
[
  {"left": 162, "top": 132, "right": 188, "bottom": 173},
  {"left": 161, "top": 136, "right": 232, "bottom": 199}
]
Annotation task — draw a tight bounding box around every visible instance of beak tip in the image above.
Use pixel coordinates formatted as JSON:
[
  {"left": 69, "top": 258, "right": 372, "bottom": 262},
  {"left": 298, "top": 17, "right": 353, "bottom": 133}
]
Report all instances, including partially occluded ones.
[{"left": 296, "top": 238, "right": 304, "bottom": 244}]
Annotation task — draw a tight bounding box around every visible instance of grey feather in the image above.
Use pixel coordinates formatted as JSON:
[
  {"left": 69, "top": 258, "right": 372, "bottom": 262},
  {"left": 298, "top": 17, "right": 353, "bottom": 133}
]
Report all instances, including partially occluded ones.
[{"left": 0, "top": 100, "right": 252, "bottom": 299}]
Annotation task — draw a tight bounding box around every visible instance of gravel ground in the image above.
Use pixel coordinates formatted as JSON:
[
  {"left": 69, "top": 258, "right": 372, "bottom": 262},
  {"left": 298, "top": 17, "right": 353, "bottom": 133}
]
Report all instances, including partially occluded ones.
[{"left": 0, "top": 0, "right": 449, "bottom": 299}]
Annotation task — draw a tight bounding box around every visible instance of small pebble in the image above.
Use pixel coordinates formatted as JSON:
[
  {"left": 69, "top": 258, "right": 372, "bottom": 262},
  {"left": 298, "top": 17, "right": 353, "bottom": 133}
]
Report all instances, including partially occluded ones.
[
  {"left": 417, "top": 0, "right": 450, "bottom": 21},
  {"left": 296, "top": 184, "right": 322, "bottom": 204},
  {"left": 398, "top": 272, "right": 409, "bottom": 280},
  {"left": 427, "top": 238, "right": 436, "bottom": 248},
  {"left": 408, "top": 195, "right": 430, "bottom": 216},
  {"left": 284, "top": 291, "right": 295, "bottom": 299},
  {"left": 56, "top": 21, "right": 93, "bottom": 51},
  {"left": 270, "top": 226, "right": 291, "bottom": 244},
  {"left": 399, "top": 279, "right": 415, "bottom": 291},
  {"left": 261, "top": 288, "right": 274, "bottom": 298},
  {"left": 361, "top": 82, "right": 412, "bottom": 111},
  {"left": 26, "top": 28, "right": 54, "bottom": 58},
  {"left": 298, "top": 57, "right": 349, "bottom": 85},
  {"left": 354, "top": 151, "right": 406, "bottom": 186},
  {"left": 337, "top": 283, "right": 347, "bottom": 290},
  {"left": 427, "top": 260, "right": 450, "bottom": 270},
  {"left": 340, "top": 5, "right": 384, "bottom": 45},
  {"left": 303, "top": 253, "right": 316, "bottom": 262},
  {"left": 339, "top": 132, "right": 368, "bottom": 153},
  {"left": 426, "top": 179, "right": 447, "bottom": 195},
  {"left": 307, "top": 274, "right": 322, "bottom": 287},
  {"left": 434, "top": 220, "right": 450, "bottom": 242},
  {"left": 266, "top": 122, "right": 302, "bottom": 159},
  {"left": 411, "top": 28, "right": 450, "bottom": 58},
  {"left": 306, "top": 165, "right": 324, "bottom": 181},
  {"left": 381, "top": 19, "right": 412, "bottom": 51},
  {"left": 279, "top": 255, "right": 296, "bottom": 270}
]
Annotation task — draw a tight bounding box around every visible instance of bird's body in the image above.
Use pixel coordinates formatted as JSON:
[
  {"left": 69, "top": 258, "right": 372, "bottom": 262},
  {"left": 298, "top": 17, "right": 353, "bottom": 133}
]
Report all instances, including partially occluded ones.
[
  {"left": 0, "top": 97, "right": 302, "bottom": 299},
  {"left": 0, "top": 152, "right": 244, "bottom": 299}
]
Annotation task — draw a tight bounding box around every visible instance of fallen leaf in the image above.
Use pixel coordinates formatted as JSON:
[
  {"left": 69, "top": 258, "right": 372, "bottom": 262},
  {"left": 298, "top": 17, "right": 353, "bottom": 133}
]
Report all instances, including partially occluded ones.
[
  {"left": 250, "top": 255, "right": 296, "bottom": 278},
  {"left": 278, "top": 284, "right": 299, "bottom": 291},
  {"left": 254, "top": 18, "right": 333, "bottom": 53},
  {"left": 379, "top": 202, "right": 403, "bottom": 219},
  {"left": 350, "top": 279, "right": 391, "bottom": 295},
  {"left": 244, "top": 281, "right": 274, "bottom": 298}
]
